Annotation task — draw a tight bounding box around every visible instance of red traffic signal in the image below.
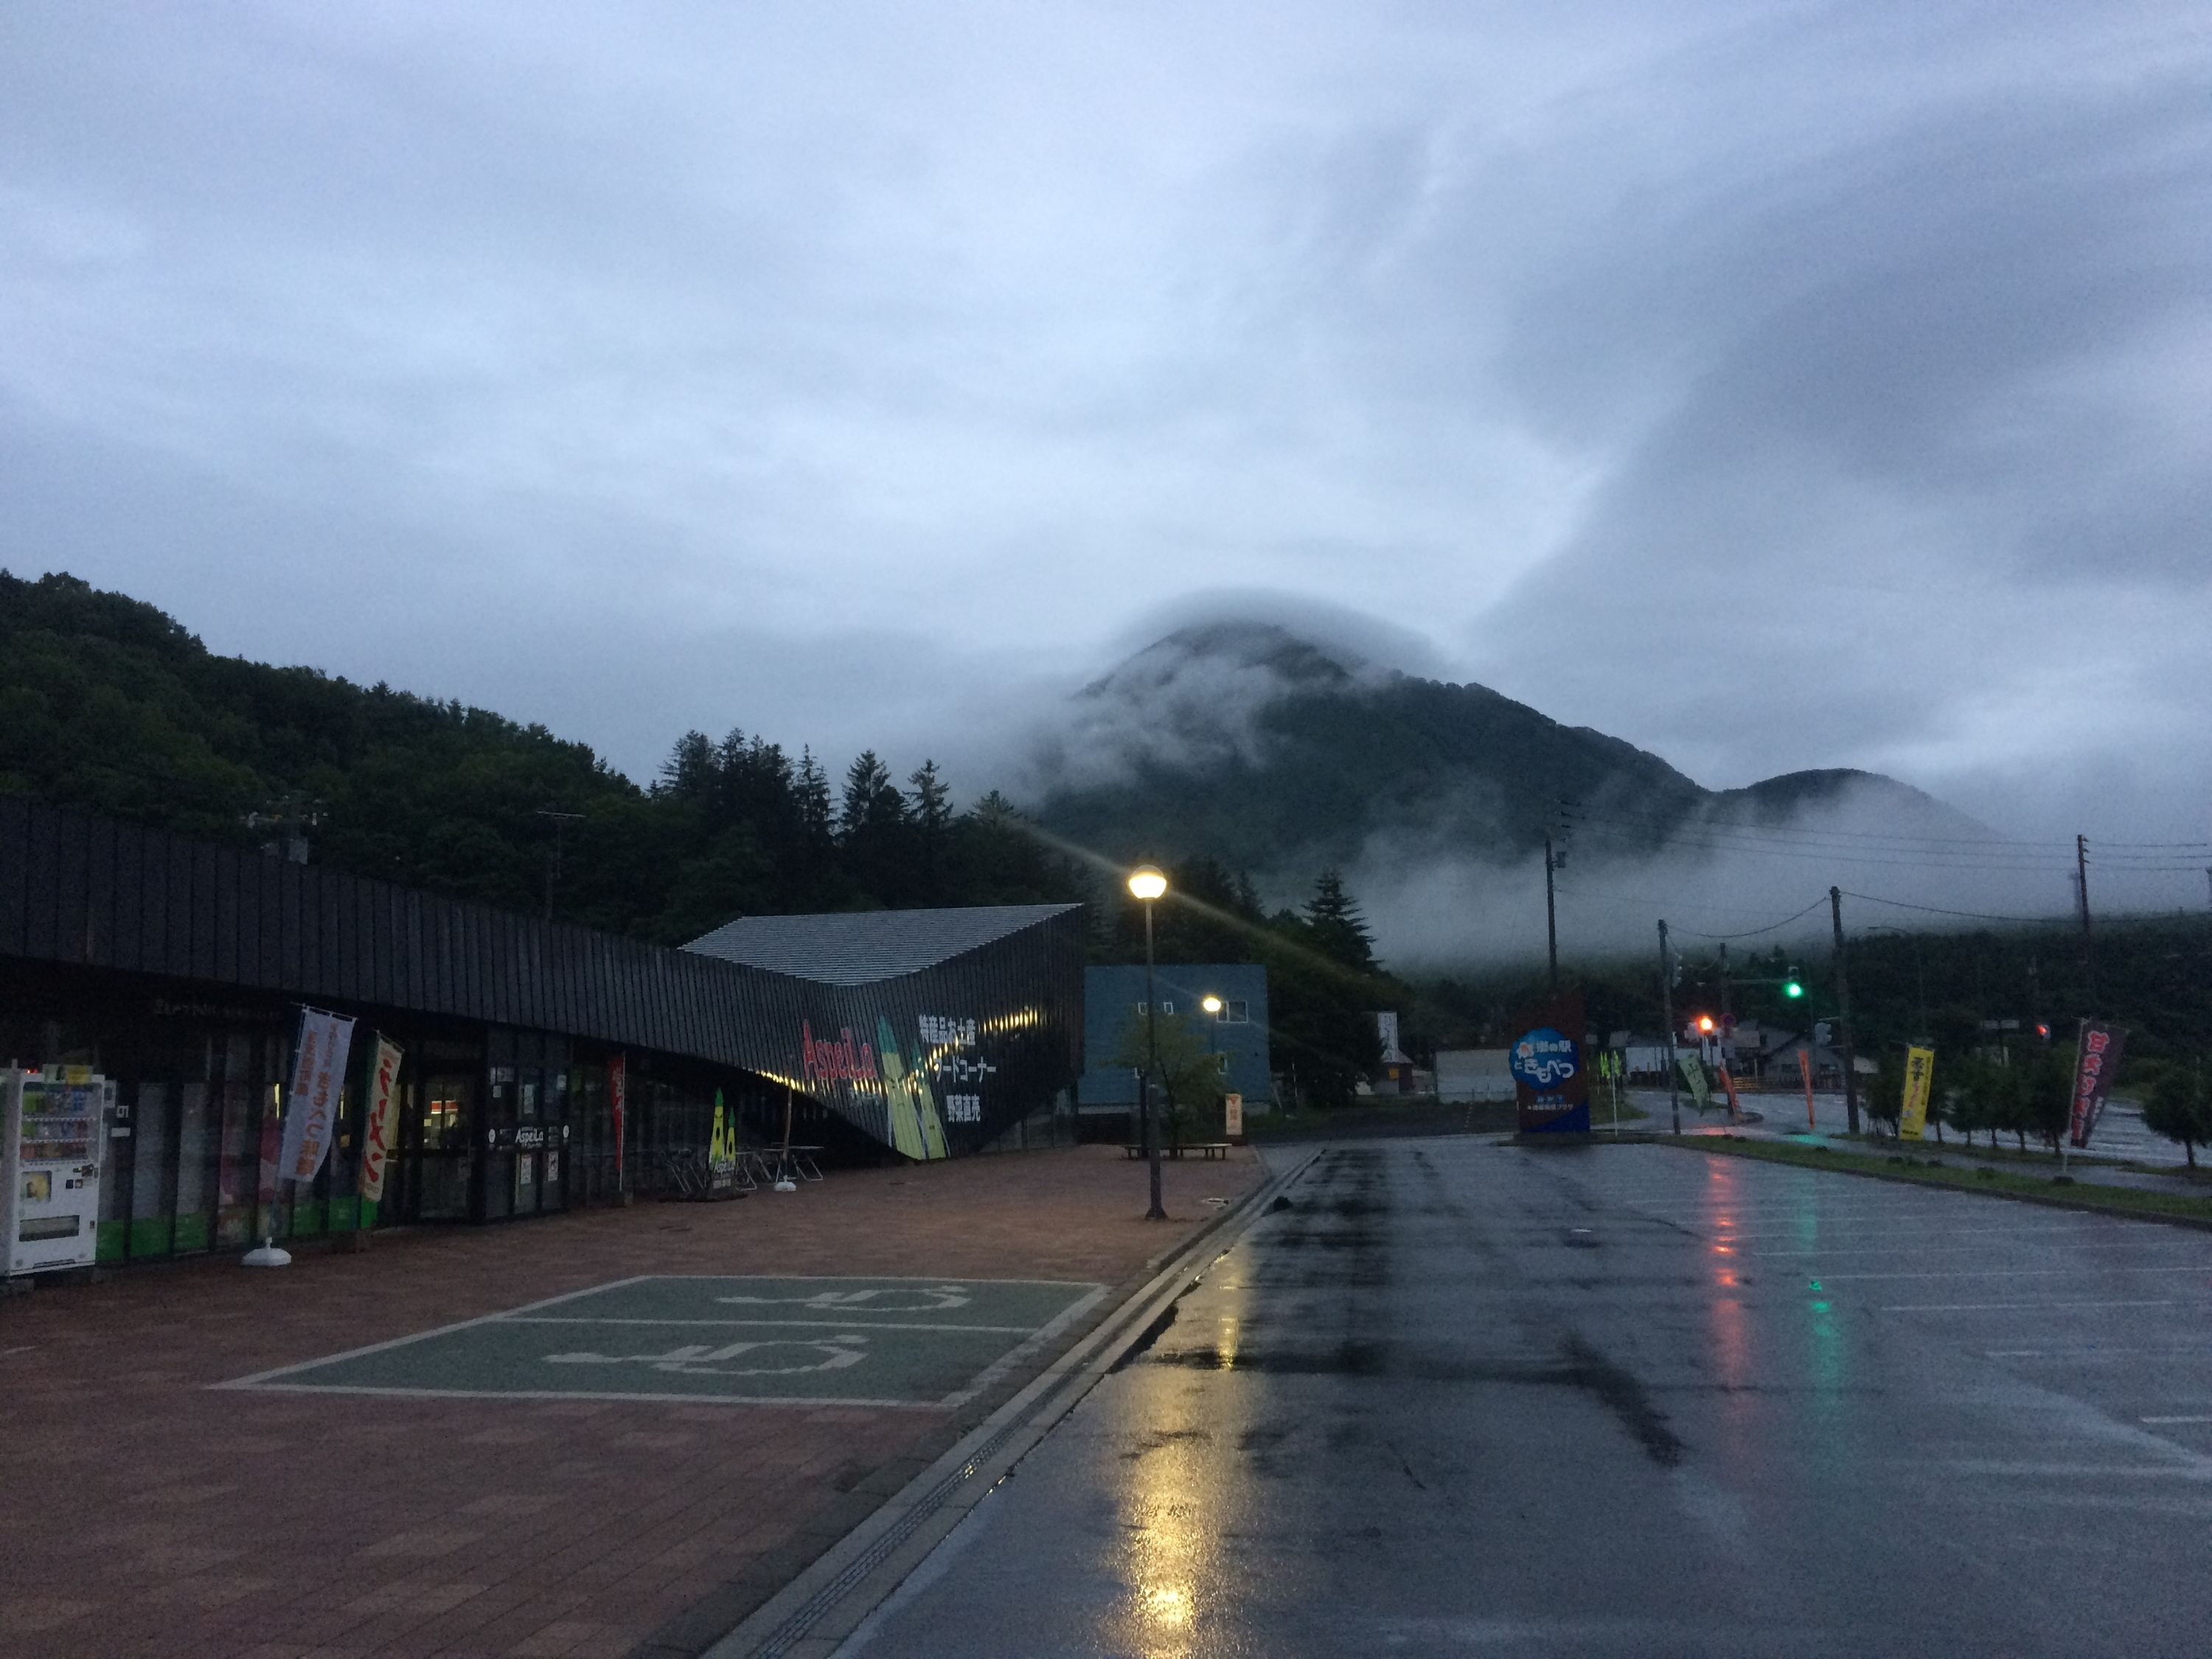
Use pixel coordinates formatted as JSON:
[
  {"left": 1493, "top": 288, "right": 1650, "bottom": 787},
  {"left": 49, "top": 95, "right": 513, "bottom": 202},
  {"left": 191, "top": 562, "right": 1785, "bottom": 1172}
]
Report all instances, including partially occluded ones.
[{"left": 1694, "top": 1014, "right": 1716, "bottom": 1034}]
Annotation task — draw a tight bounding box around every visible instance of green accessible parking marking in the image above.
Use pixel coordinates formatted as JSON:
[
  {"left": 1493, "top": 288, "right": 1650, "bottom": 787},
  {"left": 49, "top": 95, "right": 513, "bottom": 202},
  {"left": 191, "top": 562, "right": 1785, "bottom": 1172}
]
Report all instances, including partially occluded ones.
[{"left": 213, "top": 1276, "right": 1105, "bottom": 1408}]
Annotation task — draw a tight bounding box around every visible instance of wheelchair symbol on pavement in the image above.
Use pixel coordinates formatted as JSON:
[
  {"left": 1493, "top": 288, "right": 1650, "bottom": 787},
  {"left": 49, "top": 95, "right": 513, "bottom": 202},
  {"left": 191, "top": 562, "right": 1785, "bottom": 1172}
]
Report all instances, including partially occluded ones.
[
  {"left": 544, "top": 1334, "right": 870, "bottom": 1377},
  {"left": 714, "top": 1284, "right": 973, "bottom": 1314}
]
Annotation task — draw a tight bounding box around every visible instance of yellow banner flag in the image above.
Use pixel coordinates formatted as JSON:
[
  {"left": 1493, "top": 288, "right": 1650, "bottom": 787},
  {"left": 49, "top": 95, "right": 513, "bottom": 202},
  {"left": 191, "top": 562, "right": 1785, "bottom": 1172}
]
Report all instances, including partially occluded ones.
[
  {"left": 1899, "top": 1046, "right": 1935, "bottom": 1140},
  {"left": 709, "top": 1091, "right": 737, "bottom": 1174}
]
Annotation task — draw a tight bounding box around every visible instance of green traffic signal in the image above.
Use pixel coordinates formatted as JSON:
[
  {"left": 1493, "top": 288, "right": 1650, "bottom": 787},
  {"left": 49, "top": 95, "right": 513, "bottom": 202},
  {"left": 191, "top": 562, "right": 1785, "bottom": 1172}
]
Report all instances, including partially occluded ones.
[{"left": 1783, "top": 976, "right": 1805, "bottom": 999}]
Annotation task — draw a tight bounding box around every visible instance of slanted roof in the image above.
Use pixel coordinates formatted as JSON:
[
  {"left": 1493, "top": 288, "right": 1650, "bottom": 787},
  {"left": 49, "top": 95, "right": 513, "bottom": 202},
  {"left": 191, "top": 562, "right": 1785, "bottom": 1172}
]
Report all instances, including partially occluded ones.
[{"left": 682, "top": 903, "right": 1081, "bottom": 987}]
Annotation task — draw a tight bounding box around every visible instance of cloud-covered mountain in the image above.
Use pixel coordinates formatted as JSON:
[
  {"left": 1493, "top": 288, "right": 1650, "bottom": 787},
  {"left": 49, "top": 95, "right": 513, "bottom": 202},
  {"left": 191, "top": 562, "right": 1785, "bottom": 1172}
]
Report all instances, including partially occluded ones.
[{"left": 1023, "top": 621, "right": 2003, "bottom": 961}]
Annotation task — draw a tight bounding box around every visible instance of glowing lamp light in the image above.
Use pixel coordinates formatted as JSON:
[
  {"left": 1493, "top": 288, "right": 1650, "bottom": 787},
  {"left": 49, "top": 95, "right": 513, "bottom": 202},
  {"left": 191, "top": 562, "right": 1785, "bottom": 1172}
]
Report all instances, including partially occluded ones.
[
  {"left": 1127, "top": 865, "right": 1168, "bottom": 902},
  {"left": 1696, "top": 1014, "right": 1716, "bottom": 1034},
  {"left": 1202, "top": 995, "right": 1223, "bottom": 1015}
]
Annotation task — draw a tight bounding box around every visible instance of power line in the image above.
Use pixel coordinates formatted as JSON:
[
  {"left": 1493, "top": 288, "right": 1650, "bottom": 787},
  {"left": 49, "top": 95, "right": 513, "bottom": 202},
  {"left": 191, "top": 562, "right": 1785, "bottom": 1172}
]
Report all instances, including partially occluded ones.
[
  {"left": 1673, "top": 897, "right": 1832, "bottom": 941},
  {"left": 1563, "top": 824, "right": 2076, "bottom": 872},
  {"left": 1836, "top": 889, "right": 2066, "bottom": 924},
  {"left": 1565, "top": 807, "right": 2212, "bottom": 863},
  {"left": 1562, "top": 807, "right": 2059, "bottom": 850},
  {"left": 1563, "top": 822, "right": 2210, "bottom": 875}
]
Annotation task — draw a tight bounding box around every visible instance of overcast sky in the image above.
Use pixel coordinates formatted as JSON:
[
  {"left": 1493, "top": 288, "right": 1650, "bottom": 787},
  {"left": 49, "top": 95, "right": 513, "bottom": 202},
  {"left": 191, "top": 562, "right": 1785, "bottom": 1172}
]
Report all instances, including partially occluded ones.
[{"left": 4, "top": 2, "right": 2207, "bottom": 857}]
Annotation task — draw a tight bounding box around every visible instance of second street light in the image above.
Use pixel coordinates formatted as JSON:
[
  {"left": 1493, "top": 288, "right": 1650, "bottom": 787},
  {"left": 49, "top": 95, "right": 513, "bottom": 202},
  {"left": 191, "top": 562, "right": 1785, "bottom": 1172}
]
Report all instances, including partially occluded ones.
[{"left": 1127, "top": 863, "right": 1169, "bottom": 1221}]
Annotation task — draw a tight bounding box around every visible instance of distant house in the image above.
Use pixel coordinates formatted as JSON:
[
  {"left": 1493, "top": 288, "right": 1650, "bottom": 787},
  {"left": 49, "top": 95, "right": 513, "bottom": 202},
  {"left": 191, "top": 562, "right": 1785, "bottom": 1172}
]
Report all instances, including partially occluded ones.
[
  {"left": 1374, "top": 1011, "right": 1415, "bottom": 1093},
  {"left": 1077, "top": 964, "right": 1271, "bottom": 1127},
  {"left": 1754, "top": 1036, "right": 1874, "bottom": 1091}
]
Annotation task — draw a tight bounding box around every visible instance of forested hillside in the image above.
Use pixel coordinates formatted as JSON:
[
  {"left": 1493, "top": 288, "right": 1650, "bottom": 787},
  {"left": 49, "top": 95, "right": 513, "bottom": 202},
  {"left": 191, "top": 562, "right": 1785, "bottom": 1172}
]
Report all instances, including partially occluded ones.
[{"left": 0, "top": 571, "right": 1082, "bottom": 942}]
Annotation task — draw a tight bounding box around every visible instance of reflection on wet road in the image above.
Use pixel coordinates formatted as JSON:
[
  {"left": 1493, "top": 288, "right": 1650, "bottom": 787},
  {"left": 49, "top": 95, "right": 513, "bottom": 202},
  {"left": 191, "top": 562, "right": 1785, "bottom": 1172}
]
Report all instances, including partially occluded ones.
[{"left": 842, "top": 1139, "right": 2212, "bottom": 1657}]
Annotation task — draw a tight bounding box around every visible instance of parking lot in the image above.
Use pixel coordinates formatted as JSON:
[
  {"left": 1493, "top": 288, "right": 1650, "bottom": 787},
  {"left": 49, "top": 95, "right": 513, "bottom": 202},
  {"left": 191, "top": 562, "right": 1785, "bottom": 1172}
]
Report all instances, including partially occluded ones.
[
  {"left": 223, "top": 1275, "right": 1104, "bottom": 1408},
  {"left": 0, "top": 1143, "right": 1263, "bottom": 1659}
]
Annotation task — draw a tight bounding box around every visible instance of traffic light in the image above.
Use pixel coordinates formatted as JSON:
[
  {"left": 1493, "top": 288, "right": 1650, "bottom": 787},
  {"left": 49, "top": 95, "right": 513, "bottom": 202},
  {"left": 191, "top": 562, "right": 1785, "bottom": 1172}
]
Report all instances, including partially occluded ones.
[
  {"left": 1782, "top": 967, "right": 1805, "bottom": 999},
  {"left": 1695, "top": 1013, "right": 1716, "bottom": 1035}
]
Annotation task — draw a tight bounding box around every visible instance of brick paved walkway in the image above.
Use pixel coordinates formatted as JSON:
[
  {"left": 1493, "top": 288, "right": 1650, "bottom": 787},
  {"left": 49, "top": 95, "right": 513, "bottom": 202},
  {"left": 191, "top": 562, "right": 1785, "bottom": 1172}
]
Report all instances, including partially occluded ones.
[{"left": 0, "top": 1145, "right": 1265, "bottom": 1659}]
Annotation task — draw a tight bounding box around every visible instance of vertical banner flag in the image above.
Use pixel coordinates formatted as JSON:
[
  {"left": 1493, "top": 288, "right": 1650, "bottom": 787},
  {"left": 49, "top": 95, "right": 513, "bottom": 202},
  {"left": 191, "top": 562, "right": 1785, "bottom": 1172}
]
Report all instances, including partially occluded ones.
[
  {"left": 359, "top": 1036, "right": 404, "bottom": 1205},
  {"left": 2068, "top": 1021, "right": 2127, "bottom": 1149},
  {"left": 1511, "top": 992, "right": 1590, "bottom": 1134},
  {"left": 1899, "top": 1045, "right": 1935, "bottom": 1140},
  {"left": 1677, "top": 1051, "right": 1714, "bottom": 1112},
  {"left": 279, "top": 1006, "right": 357, "bottom": 1185},
  {"left": 708, "top": 1090, "right": 737, "bottom": 1193},
  {"left": 1223, "top": 1092, "right": 1244, "bottom": 1139},
  {"left": 608, "top": 1052, "right": 627, "bottom": 1188}
]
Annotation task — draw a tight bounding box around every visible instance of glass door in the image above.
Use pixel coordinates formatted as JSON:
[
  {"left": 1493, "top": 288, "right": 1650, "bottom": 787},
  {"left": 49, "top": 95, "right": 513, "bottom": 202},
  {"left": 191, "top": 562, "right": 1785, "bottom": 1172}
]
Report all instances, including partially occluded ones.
[{"left": 417, "top": 1074, "right": 474, "bottom": 1222}]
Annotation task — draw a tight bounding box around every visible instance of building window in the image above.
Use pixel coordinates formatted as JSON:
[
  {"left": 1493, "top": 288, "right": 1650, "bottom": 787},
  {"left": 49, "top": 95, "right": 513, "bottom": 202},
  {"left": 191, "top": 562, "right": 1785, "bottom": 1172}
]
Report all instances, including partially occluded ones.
[
  {"left": 1136, "top": 1000, "right": 1175, "bottom": 1016},
  {"left": 1216, "top": 1000, "right": 1249, "bottom": 1024},
  {"left": 1216, "top": 1053, "right": 1231, "bottom": 1074}
]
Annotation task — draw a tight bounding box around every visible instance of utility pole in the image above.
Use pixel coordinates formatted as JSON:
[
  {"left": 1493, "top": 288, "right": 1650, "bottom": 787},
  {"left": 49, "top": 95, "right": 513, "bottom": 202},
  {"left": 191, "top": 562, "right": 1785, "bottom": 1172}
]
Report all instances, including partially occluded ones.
[
  {"left": 2076, "top": 833, "right": 2096, "bottom": 1005},
  {"left": 536, "top": 809, "right": 585, "bottom": 922},
  {"left": 1830, "top": 886, "right": 1860, "bottom": 1135},
  {"left": 1543, "top": 834, "right": 1559, "bottom": 995},
  {"left": 1717, "top": 942, "right": 1733, "bottom": 1075},
  {"left": 1659, "top": 919, "right": 1680, "bottom": 1136}
]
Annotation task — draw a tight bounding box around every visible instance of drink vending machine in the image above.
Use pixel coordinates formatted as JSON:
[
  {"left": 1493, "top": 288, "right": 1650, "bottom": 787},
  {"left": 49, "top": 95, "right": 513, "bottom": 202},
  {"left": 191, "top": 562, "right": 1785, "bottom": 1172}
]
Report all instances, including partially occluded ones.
[{"left": 1, "top": 1067, "right": 111, "bottom": 1278}]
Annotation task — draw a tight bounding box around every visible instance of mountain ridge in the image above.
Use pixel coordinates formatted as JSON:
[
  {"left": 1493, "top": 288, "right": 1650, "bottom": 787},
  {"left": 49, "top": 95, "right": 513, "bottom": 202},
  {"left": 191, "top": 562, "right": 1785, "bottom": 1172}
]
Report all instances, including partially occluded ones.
[{"left": 1024, "top": 622, "right": 1992, "bottom": 888}]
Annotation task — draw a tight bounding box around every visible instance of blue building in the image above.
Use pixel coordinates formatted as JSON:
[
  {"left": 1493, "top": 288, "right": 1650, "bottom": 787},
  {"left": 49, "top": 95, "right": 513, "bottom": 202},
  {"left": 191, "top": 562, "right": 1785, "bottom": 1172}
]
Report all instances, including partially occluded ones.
[{"left": 1077, "top": 963, "right": 1270, "bottom": 1127}]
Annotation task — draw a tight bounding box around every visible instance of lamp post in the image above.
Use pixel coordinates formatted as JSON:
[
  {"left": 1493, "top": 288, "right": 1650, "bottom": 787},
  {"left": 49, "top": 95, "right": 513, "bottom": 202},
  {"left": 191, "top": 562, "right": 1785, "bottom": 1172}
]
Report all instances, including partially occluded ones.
[
  {"left": 1128, "top": 864, "right": 1169, "bottom": 1220},
  {"left": 1202, "top": 993, "right": 1222, "bottom": 1138}
]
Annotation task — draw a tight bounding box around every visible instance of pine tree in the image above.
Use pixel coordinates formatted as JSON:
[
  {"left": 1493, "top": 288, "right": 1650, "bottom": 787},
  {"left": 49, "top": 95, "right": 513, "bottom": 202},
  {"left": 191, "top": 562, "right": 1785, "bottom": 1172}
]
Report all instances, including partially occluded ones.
[
  {"left": 839, "top": 751, "right": 903, "bottom": 840},
  {"left": 658, "top": 730, "right": 716, "bottom": 800},
  {"left": 796, "top": 748, "right": 833, "bottom": 844},
  {"left": 1304, "top": 868, "right": 1377, "bottom": 973},
  {"left": 908, "top": 759, "right": 953, "bottom": 902}
]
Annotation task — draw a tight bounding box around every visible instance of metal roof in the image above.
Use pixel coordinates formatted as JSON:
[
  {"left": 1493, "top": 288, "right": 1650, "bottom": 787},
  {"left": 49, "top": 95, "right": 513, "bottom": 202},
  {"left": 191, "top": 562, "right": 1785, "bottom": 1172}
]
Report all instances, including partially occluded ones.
[{"left": 682, "top": 903, "right": 1082, "bottom": 987}]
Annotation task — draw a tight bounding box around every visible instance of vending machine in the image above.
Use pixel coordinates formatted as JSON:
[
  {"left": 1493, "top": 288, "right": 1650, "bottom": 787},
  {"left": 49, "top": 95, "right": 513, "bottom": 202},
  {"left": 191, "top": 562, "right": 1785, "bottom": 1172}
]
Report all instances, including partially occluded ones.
[{"left": 1, "top": 1068, "right": 111, "bottom": 1278}]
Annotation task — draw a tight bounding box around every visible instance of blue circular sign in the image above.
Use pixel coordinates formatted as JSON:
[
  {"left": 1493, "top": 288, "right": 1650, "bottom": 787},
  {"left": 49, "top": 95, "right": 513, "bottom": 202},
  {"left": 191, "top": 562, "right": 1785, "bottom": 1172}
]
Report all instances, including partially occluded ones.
[{"left": 1509, "top": 1026, "right": 1581, "bottom": 1091}]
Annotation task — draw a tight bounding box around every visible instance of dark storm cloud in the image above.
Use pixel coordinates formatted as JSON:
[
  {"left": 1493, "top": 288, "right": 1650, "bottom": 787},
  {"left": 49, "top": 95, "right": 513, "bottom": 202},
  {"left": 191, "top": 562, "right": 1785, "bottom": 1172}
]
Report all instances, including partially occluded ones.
[
  {"left": 1453, "top": 39, "right": 2211, "bottom": 827},
  {"left": 1, "top": 0, "right": 2205, "bottom": 868}
]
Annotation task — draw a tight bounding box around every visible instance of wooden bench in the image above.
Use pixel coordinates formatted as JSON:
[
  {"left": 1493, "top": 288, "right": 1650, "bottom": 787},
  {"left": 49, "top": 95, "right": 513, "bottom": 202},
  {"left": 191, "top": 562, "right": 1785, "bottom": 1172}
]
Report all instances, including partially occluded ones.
[{"left": 1122, "top": 1142, "right": 1234, "bottom": 1161}]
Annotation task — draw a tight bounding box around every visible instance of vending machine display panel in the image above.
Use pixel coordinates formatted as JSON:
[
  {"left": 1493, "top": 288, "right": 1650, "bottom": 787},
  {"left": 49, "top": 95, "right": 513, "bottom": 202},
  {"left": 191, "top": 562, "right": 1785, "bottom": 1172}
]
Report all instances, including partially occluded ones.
[{"left": 3, "top": 1069, "right": 109, "bottom": 1276}]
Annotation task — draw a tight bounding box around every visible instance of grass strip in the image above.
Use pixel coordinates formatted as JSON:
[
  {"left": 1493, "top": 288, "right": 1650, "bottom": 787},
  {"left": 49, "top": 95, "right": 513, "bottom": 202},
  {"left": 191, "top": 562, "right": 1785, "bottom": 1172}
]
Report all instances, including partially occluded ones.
[{"left": 1657, "top": 1134, "right": 2212, "bottom": 1231}]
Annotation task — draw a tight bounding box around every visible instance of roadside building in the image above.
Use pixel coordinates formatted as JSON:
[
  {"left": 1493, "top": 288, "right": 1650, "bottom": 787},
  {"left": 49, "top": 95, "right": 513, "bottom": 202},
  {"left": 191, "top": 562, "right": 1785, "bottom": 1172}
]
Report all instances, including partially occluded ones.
[
  {"left": 1435, "top": 1048, "right": 1515, "bottom": 1103},
  {"left": 0, "top": 799, "right": 1084, "bottom": 1268},
  {"left": 1373, "top": 1011, "right": 1416, "bottom": 1093},
  {"left": 1076, "top": 963, "right": 1270, "bottom": 1137}
]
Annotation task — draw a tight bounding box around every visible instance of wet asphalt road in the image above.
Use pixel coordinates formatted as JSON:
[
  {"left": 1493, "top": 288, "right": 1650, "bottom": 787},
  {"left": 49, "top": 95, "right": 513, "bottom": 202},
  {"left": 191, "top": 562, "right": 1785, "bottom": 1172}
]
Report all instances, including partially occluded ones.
[{"left": 840, "top": 1137, "right": 2212, "bottom": 1657}]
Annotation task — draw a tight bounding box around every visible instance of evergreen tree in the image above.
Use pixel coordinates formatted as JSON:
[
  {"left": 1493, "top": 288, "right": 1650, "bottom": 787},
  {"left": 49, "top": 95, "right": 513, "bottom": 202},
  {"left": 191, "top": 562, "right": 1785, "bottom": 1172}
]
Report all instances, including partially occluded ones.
[
  {"left": 1304, "top": 867, "right": 1377, "bottom": 973},
  {"left": 658, "top": 730, "right": 717, "bottom": 801},
  {"left": 908, "top": 759, "right": 953, "bottom": 902},
  {"left": 796, "top": 748, "right": 834, "bottom": 847}
]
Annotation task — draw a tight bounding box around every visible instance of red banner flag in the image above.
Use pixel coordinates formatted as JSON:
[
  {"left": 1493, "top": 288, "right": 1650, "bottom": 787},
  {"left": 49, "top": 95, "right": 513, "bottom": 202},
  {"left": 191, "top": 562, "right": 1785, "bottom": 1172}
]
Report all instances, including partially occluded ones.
[
  {"left": 2068, "top": 1020, "right": 2126, "bottom": 1149},
  {"left": 608, "top": 1053, "right": 627, "bottom": 1189}
]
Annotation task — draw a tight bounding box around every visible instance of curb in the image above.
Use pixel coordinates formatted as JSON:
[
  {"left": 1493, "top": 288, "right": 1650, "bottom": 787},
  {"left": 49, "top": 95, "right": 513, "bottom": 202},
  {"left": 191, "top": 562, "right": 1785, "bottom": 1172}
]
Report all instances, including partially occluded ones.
[
  {"left": 1654, "top": 1135, "right": 2212, "bottom": 1234},
  {"left": 699, "top": 1150, "right": 1322, "bottom": 1659}
]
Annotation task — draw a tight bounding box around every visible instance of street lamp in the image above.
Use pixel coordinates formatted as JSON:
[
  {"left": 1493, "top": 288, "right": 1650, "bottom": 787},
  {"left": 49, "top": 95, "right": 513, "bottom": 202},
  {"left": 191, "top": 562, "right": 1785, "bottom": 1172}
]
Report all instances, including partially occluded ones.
[
  {"left": 1127, "top": 864, "right": 1169, "bottom": 1220},
  {"left": 1200, "top": 994, "right": 1222, "bottom": 1134}
]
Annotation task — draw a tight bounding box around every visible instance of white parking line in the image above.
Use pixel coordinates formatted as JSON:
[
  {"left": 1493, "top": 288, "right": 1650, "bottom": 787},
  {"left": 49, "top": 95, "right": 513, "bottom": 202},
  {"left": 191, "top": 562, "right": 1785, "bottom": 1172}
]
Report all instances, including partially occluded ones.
[
  {"left": 1750, "top": 1233, "right": 2196, "bottom": 1259},
  {"left": 502, "top": 1316, "right": 1040, "bottom": 1333},
  {"left": 1817, "top": 1265, "right": 2211, "bottom": 1283},
  {"left": 1880, "top": 1298, "right": 2198, "bottom": 1312}
]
